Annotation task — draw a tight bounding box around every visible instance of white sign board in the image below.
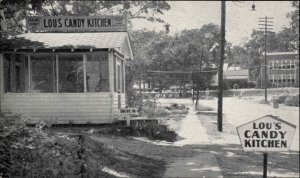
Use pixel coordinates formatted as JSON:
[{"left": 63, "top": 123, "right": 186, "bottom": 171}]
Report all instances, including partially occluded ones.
[
  {"left": 26, "top": 16, "right": 127, "bottom": 32},
  {"left": 237, "top": 115, "right": 296, "bottom": 152},
  {"left": 120, "top": 108, "right": 139, "bottom": 116}
]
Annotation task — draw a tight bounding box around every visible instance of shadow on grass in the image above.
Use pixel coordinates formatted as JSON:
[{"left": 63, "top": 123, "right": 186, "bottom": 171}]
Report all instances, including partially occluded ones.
[{"left": 194, "top": 143, "right": 300, "bottom": 178}]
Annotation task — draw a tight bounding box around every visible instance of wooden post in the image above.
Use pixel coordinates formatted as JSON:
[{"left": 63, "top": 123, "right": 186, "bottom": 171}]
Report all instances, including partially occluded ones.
[
  {"left": 0, "top": 54, "right": 3, "bottom": 112},
  {"left": 218, "top": 0, "right": 226, "bottom": 132},
  {"left": 10, "top": 53, "right": 16, "bottom": 92},
  {"left": 195, "top": 78, "right": 200, "bottom": 107},
  {"left": 52, "top": 56, "right": 56, "bottom": 92},
  {"left": 56, "top": 54, "right": 59, "bottom": 93},
  {"left": 83, "top": 54, "right": 87, "bottom": 93},
  {"left": 122, "top": 60, "right": 125, "bottom": 94},
  {"left": 28, "top": 54, "right": 31, "bottom": 92},
  {"left": 195, "top": 48, "right": 203, "bottom": 107},
  {"left": 108, "top": 51, "right": 115, "bottom": 120},
  {"left": 192, "top": 68, "right": 195, "bottom": 103},
  {"left": 139, "top": 76, "right": 141, "bottom": 94},
  {"left": 263, "top": 153, "right": 268, "bottom": 178}
]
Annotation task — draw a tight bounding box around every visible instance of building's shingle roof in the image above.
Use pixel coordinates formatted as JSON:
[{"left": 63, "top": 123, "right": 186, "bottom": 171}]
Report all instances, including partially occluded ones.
[
  {"left": 5, "top": 32, "right": 128, "bottom": 49},
  {"left": 1, "top": 32, "right": 133, "bottom": 59}
]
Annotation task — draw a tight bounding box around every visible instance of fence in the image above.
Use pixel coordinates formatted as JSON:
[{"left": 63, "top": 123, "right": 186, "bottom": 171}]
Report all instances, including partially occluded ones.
[{"left": 140, "top": 87, "right": 299, "bottom": 99}]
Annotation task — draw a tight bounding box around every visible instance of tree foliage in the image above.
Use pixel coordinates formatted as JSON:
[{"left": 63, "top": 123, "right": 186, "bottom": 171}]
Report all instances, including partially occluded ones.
[
  {"left": 126, "top": 23, "right": 230, "bottom": 94},
  {"left": 286, "top": 0, "right": 299, "bottom": 52}
]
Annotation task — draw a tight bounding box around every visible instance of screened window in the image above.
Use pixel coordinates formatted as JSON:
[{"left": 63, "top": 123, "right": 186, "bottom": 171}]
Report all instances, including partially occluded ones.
[
  {"left": 4, "top": 53, "right": 29, "bottom": 93},
  {"left": 2, "top": 52, "right": 112, "bottom": 93},
  {"left": 121, "top": 60, "right": 124, "bottom": 93},
  {"left": 86, "top": 53, "right": 109, "bottom": 92},
  {"left": 31, "top": 55, "right": 56, "bottom": 93},
  {"left": 58, "top": 55, "right": 84, "bottom": 93},
  {"left": 113, "top": 55, "right": 124, "bottom": 93}
]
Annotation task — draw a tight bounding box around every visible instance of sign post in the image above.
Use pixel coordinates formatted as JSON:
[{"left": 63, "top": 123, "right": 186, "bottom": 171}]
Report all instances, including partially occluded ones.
[
  {"left": 120, "top": 108, "right": 139, "bottom": 126},
  {"left": 263, "top": 153, "right": 267, "bottom": 178},
  {"left": 237, "top": 115, "right": 296, "bottom": 177}
]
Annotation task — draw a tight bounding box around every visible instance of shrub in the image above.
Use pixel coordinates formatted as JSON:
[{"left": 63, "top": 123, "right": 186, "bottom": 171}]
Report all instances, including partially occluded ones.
[
  {"left": 154, "top": 107, "right": 171, "bottom": 117},
  {"left": 140, "top": 98, "right": 171, "bottom": 118},
  {"left": 284, "top": 95, "right": 299, "bottom": 107},
  {"left": 126, "top": 90, "right": 143, "bottom": 107},
  {"left": 130, "top": 121, "right": 177, "bottom": 142},
  {"left": 273, "top": 95, "right": 288, "bottom": 104},
  {"left": 0, "top": 115, "right": 115, "bottom": 177}
]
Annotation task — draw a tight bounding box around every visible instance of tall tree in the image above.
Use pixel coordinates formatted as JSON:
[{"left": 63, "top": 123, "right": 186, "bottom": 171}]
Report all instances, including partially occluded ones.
[{"left": 286, "top": 1, "right": 299, "bottom": 51}]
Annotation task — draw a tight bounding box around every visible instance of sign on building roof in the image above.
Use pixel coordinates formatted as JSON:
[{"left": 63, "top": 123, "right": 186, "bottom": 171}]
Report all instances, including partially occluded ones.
[
  {"left": 26, "top": 16, "right": 127, "bottom": 32},
  {"left": 237, "top": 115, "right": 296, "bottom": 152}
]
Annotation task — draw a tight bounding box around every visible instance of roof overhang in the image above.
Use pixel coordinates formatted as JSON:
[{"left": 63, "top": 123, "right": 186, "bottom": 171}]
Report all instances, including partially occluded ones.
[{"left": 1, "top": 32, "right": 133, "bottom": 60}]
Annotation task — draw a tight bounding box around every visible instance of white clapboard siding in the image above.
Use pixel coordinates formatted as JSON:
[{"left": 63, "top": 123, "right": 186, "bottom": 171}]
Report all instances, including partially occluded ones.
[
  {"left": 1, "top": 92, "right": 114, "bottom": 124},
  {"left": 112, "top": 93, "right": 126, "bottom": 115},
  {"left": 121, "top": 93, "right": 126, "bottom": 107}
]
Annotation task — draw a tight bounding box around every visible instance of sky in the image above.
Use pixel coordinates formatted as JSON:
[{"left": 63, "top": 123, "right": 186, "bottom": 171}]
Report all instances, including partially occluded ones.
[{"left": 131, "top": 1, "right": 294, "bottom": 46}]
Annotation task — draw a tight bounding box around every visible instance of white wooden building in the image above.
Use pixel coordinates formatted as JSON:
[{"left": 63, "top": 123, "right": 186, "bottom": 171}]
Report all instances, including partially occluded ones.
[{"left": 0, "top": 16, "right": 133, "bottom": 124}]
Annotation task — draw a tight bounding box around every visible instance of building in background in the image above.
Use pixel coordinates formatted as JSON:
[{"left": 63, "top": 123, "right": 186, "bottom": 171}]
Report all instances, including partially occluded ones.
[
  {"left": 212, "top": 63, "right": 251, "bottom": 89},
  {"left": 267, "top": 52, "right": 299, "bottom": 87}
]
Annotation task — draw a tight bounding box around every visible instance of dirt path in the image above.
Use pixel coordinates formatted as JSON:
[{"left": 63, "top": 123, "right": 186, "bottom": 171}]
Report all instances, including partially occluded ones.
[
  {"left": 159, "top": 101, "right": 223, "bottom": 177},
  {"left": 174, "top": 105, "right": 210, "bottom": 146}
]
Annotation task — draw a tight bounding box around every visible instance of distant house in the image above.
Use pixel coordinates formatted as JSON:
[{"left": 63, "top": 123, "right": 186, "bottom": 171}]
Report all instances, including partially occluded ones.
[
  {"left": 267, "top": 51, "right": 299, "bottom": 87},
  {"left": 223, "top": 69, "right": 249, "bottom": 81},
  {"left": 211, "top": 64, "right": 250, "bottom": 88}
]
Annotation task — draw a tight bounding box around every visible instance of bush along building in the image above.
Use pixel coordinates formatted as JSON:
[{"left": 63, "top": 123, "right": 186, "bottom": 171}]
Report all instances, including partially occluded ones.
[
  {"left": 0, "top": 15, "right": 133, "bottom": 124},
  {"left": 267, "top": 52, "right": 299, "bottom": 87}
]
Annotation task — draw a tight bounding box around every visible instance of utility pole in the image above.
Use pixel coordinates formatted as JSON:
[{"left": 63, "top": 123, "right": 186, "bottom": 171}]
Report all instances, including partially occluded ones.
[
  {"left": 195, "top": 48, "right": 204, "bottom": 107},
  {"left": 192, "top": 67, "right": 195, "bottom": 103},
  {"left": 218, "top": 0, "right": 226, "bottom": 132},
  {"left": 259, "top": 17, "right": 274, "bottom": 102}
]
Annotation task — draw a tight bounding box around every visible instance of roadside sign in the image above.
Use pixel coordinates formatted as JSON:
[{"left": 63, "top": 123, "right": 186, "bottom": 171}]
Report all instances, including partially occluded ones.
[
  {"left": 237, "top": 115, "right": 297, "bottom": 178},
  {"left": 120, "top": 108, "right": 139, "bottom": 116},
  {"left": 237, "top": 115, "right": 296, "bottom": 152}
]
